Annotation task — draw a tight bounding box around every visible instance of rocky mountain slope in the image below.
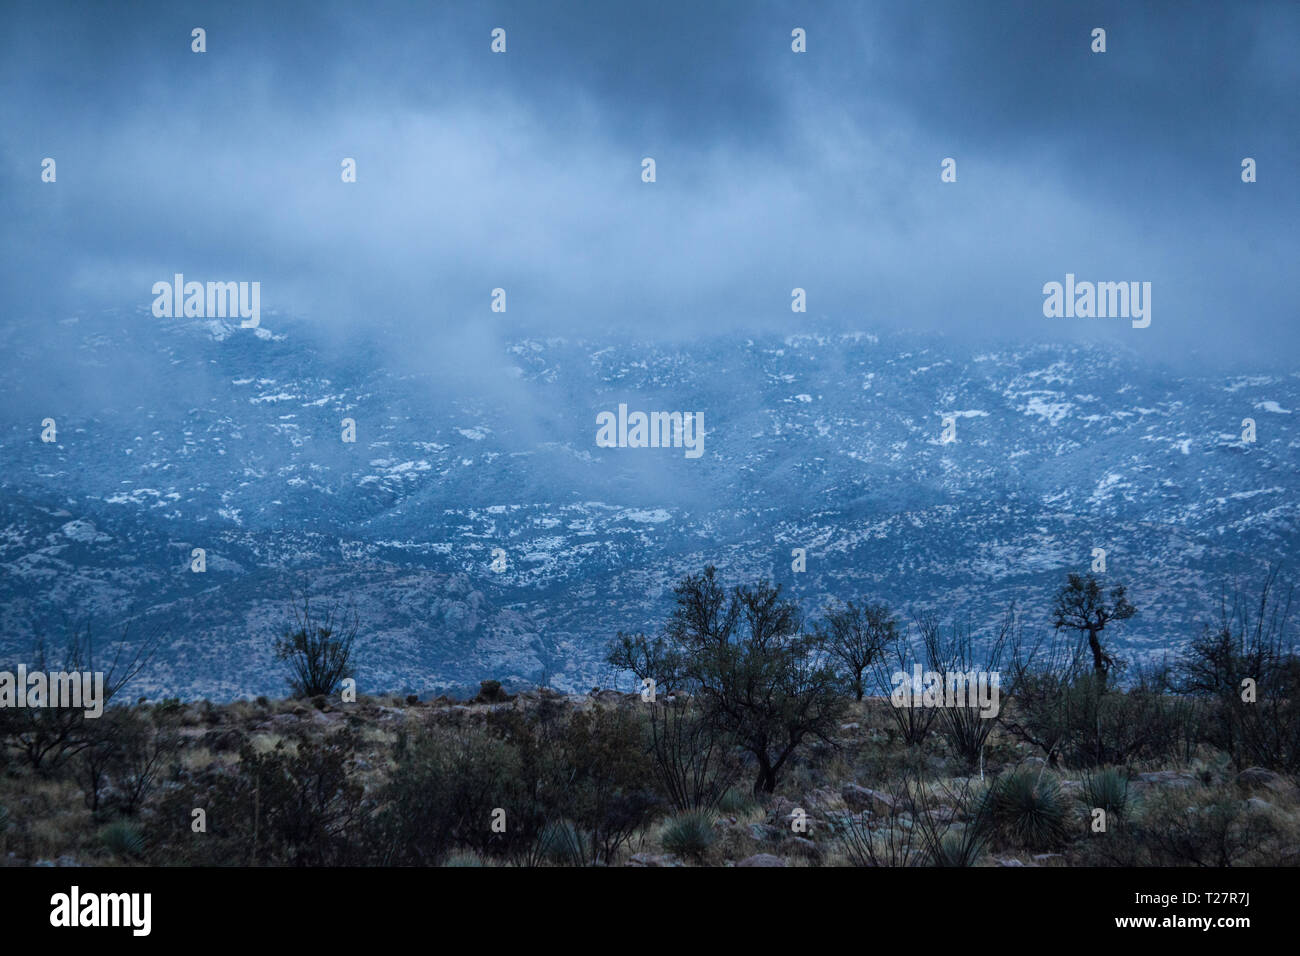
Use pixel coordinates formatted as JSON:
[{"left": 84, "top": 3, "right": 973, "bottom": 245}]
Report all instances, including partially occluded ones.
[{"left": 1, "top": 310, "right": 1295, "bottom": 698}]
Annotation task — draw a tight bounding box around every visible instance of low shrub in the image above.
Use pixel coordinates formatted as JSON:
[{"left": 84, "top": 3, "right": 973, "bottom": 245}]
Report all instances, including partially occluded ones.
[{"left": 661, "top": 810, "right": 715, "bottom": 862}]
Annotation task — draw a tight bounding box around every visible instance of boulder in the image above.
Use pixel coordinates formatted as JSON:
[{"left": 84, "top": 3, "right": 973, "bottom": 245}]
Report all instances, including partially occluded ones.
[
  {"left": 804, "top": 787, "right": 841, "bottom": 809},
  {"left": 749, "top": 823, "right": 781, "bottom": 843},
  {"left": 842, "top": 784, "right": 895, "bottom": 815},
  {"left": 766, "top": 802, "right": 816, "bottom": 836},
  {"left": 1236, "top": 767, "right": 1293, "bottom": 795},
  {"left": 737, "top": 853, "right": 786, "bottom": 867},
  {"left": 923, "top": 805, "right": 958, "bottom": 824},
  {"left": 1134, "top": 770, "right": 1198, "bottom": 789}
]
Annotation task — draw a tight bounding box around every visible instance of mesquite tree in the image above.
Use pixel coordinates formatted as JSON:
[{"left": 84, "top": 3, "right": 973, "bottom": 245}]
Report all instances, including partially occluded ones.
[
  {"left": 610, "top": 566, "right": 847, "bottom": 794},
  {"left": 1051, "top": 573, "right": 1135, "bottom": 684}
]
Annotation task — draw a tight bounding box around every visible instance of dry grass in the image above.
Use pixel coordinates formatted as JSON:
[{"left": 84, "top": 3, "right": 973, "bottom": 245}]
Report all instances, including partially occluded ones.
[{"left": 2, "top": 691, "right": 1298, "bottom": 867}]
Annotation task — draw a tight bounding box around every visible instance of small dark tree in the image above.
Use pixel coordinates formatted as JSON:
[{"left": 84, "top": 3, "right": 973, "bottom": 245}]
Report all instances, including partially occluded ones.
[
  {"left": 110, "top": 707, "right": 182, "bottom": 816},
  {"left": 372, "top": 723, "right": 527, "bottom": 865},
  {"left": 818, "top": 599, "right": 896, "bottom": 701},
  {"left": 228, "top": 733, "right": 367, "bottom": 865},
  {"left": 2, "top": 620, "right": 159, "bottom": 773},
  {"left": 606, "top": 630, "right": 682, "bottom": 693},
  {"left": 1051, "top": 573, "right": 1135, "bottom": 684},
  {"left": 273, "top": 591, "right": 358, "bottom": 698},
  {"left": 1176, "top": 568, "right": 1299, "bottom": 771},
  {"left": 610, "top": 567, "right": 847, "bottom": 795},
  {"left": 75, "top": 705, "right": 178, "bottom": 816},
  {"left": 75, "top": 727, "right": 115, "bottom": 815},
  {"left": 149, "top": 729, "right": 369, "bottom": 866},
  {"left": 558, "top": 706, "right": 660, "bottom": 864}
]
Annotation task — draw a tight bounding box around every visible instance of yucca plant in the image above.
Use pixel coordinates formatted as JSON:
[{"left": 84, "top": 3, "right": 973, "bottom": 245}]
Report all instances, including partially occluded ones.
[
  {"left": 929, "top": 828, "right": 988, "bottom": 867},
  {"left": 987, "top": 770, "right": 1068, "bottom": 850},
  {"left": 660, "top": 810, "right": 715, "bottom": 862},
  {"left": 100, "top": 821, "right": 145, "bottom": 860},
  {"left": 1081, "top": 767, "right": 1131, "bottom": 825}
]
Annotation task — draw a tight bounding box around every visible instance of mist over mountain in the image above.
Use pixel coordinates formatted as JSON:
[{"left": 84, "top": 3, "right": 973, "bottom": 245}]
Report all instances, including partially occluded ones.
[
  {"left": 2, "top": 1, "right": 1297, "bottom": 702},
  {"left": 4, "top": 1, "right": 1299, "bottom": 368},
  {"left": 2, "top": 310, "right": 1294, "bottom": 699}
]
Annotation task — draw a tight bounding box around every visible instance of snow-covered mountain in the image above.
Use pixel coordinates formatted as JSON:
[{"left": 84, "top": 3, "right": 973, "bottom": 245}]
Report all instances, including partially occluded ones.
[{"left": 2, "top": 310, "right": 1296, "bottom": 698}]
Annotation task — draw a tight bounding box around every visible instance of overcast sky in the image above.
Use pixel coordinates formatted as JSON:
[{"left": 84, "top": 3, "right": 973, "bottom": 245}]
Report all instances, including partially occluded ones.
[{"left": 3, "top": 0, "right": 1297, "bottom": 371}]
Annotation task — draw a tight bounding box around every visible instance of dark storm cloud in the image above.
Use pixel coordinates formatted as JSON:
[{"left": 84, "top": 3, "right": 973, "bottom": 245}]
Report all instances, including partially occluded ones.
[{"left": 2, "top": 0, "right": 1296, "bottom": 369}]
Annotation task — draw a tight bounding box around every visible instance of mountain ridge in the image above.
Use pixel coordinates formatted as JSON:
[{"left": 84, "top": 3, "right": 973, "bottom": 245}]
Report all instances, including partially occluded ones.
[{"left": 1, "top": 310, "right": 1295, "bottom": 698}]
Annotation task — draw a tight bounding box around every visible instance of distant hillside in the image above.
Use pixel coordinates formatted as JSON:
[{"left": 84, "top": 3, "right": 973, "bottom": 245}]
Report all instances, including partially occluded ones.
[{"left": 1, "top": 311, "right": 1296, "bottom": 698}]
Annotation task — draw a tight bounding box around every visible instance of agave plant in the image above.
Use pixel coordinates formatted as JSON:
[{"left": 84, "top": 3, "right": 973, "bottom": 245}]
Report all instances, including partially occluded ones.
[{"left": 987, "top": 770, "right": 1068, "bottom": 850}]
